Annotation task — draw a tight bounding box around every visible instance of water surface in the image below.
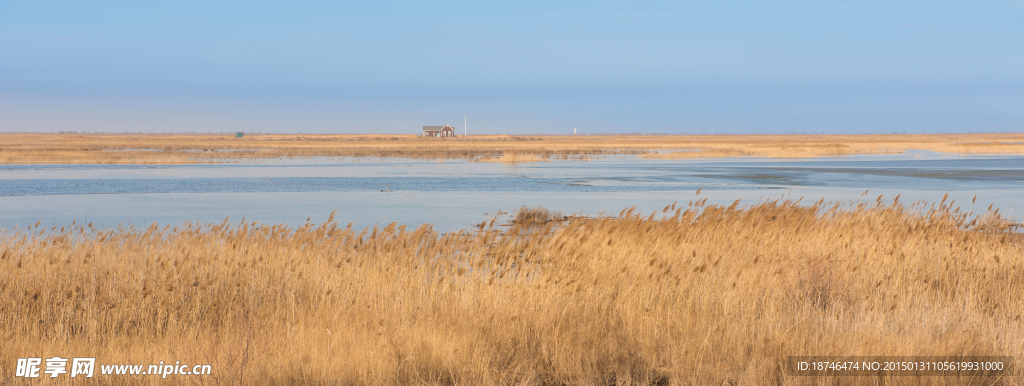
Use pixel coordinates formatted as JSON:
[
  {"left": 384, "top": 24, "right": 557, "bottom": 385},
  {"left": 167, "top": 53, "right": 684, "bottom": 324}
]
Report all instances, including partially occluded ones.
[{"left": 2, "top": 151, "right": 1021, "bottom": 231}]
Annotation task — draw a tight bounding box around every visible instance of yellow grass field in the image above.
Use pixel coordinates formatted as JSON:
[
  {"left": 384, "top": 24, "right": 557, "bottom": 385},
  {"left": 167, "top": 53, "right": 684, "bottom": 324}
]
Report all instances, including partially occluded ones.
[
  {"left": 2, "top": 133, "right": 1023, "bottom": 164},
  {"left": 2, "top": 198, "right": 1021, "bottom": 385}
]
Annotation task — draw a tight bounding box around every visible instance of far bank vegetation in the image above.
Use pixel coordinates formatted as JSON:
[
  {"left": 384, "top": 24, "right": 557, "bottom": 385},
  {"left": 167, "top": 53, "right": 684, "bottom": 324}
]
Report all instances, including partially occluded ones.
[{"left": 2, "top": 133, "right": 1023, "bottom": 164}]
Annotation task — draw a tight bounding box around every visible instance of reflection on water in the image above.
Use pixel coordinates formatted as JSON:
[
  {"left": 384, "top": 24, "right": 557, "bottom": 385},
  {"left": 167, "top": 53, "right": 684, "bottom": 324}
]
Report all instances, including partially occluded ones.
[{"left": 2, "top": 152, "right": 1022, "bottom": 231}]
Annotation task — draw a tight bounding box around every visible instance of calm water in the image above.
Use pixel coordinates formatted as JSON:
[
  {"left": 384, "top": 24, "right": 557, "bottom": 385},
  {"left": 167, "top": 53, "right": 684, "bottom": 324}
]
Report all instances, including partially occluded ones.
[{"left": 2, "top": 151, "right": 1022, "bottom": 231}]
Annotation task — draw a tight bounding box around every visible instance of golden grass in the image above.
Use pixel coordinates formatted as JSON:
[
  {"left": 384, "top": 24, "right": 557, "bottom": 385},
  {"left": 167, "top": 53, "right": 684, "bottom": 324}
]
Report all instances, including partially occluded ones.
[
  {"left": 475, "top": 153, "right": 551, "bottom": 163},
  {"left": 1, "top": 133, "right": 1023, "bottom": 164},
  {"left": 510, "top": 205, "right": 565, "bottom": 226},
  {"left": 2, "top": 198, "right": 1022, "bottom": 385},
  {"left": 638, "top": 146, "right": 903, "bottom": 159}
]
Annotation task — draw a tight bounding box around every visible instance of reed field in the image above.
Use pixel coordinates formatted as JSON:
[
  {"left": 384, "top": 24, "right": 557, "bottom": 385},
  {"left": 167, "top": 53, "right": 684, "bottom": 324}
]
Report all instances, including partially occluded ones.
[
  {"left": 2, "top": 196, "right": 1022, "bottom": 385},
  {"left": 2, "top": 133, "right": 1024, "bottom": 164}
]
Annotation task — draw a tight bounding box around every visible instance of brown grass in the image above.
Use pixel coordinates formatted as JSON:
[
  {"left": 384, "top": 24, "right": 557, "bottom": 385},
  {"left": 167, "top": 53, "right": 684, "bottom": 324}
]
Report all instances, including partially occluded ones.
[
  {"left": 511, "top": 205, "right": 565, "bottom": 226},
  {"left": 638, "top": 146, "right": 903, "bottom": 159},
  {"left": 2, "top": 198, "right": 1022, "bottom": 385},
  {"left": 474, "top": 152, "right": 551, "bottom": 163},
  {"left": 1, "top": 133, "right": 1023, "bottom": 164}
]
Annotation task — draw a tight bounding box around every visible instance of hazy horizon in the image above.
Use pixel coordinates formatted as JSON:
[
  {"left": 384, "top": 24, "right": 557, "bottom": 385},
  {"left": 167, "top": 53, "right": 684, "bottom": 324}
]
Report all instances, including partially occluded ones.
[{"left": 2, "top": 1, "right": 1022, "bottom": 135}]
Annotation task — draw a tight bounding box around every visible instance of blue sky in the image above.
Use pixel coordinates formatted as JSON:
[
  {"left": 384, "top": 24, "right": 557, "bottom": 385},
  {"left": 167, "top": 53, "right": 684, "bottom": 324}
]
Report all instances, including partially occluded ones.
[{"left": 1, "top": 1, "right": 1022, "bottom": 134}]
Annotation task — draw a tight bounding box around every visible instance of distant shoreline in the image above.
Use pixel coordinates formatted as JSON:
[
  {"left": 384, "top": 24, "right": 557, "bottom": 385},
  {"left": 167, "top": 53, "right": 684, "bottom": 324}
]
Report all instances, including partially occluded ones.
[{"left": 2, "top": 133, "right": 1023, "bottom": 164}]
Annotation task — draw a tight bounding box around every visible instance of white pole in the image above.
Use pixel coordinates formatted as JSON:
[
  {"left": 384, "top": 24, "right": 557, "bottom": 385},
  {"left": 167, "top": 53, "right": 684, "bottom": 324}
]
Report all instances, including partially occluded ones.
[{"left": 465, "top": 115, "right": 467, "bottom": 137}]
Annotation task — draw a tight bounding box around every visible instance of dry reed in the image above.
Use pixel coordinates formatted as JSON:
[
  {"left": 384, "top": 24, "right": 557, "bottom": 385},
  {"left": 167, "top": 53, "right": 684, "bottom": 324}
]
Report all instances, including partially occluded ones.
[
  {"left": 1, "top": 199, "right": 1022, "bottom": 385},
  {"left": 2, "top": 133, "right": 1023, "bottom": 164},
  {"left": 474, "top": 153, "right": 551, "bottom": 163},
  {"left": 511, "top": 205, "right": 564, "bottom": 226}
]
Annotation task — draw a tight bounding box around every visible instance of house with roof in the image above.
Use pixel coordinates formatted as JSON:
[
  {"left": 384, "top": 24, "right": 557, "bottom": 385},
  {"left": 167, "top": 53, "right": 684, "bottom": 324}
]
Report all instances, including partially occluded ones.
[{"left": 422, "top": 124, "right": 455, "bottom": 138}]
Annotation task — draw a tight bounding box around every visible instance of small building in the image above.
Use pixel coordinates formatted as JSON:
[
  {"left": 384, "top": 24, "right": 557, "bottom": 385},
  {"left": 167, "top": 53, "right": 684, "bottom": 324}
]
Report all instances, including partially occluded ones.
[
  {"left": 422, "top": 124, "right": 455, "bottom": 138},
  {"left": 235, "top": 132, "right": 244, "bottom": 138}
]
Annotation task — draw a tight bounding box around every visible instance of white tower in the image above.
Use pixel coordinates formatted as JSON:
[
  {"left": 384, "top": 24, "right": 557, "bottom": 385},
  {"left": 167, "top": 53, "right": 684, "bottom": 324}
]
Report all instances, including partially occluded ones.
[{"left": 465, "top": 115, "right": 467, "bottom": 137}]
